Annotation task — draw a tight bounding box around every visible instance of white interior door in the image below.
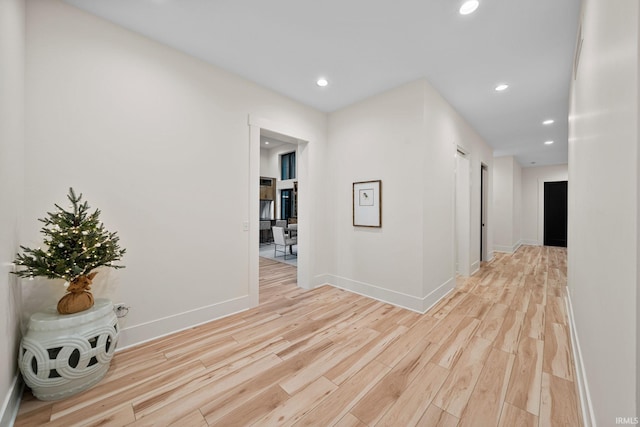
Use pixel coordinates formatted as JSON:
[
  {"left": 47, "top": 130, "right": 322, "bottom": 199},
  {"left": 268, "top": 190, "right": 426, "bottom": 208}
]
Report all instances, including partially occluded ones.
[
  {"left": 481, "top": 164, "right": 489, "bottom": 261},
  {"left": 455, "top": 152, "right": 471, "bottom": 276}
]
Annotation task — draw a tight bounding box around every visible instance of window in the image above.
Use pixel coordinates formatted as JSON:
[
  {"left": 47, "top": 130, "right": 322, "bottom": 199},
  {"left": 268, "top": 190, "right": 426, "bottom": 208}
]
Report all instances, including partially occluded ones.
[
  {"left": 281, "top": 152, "right": 296, "bottom": 180},
  {"left": 281, "top": 189, "right": 295, "bottom": 220}
]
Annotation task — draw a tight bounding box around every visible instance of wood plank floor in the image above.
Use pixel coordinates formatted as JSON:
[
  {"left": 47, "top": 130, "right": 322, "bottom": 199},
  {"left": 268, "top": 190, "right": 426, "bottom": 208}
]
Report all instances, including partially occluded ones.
[{"left": 15, "top": 246, "right": 582, "bottom": 426}]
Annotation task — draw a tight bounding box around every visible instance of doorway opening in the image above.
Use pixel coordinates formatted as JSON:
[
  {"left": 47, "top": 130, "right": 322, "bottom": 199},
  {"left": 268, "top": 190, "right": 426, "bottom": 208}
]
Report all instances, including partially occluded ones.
[
  {"left": 249, "top": 116, "right": 311, "bottom": 307},
  {"left": 543, "top": 181, "right": 568, "bottom": 247},
  {"left": 259, "top": 132, "right": 299, "bottom": 268},
  {"left": 480, "top": 163, "right": 489, "bottom": 261}
]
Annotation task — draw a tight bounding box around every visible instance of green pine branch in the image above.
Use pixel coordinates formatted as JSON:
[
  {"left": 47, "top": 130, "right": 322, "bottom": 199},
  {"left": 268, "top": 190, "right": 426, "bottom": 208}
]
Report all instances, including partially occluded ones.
[{"left": 14, "top": 188, "right": 126, "bottom": 282}]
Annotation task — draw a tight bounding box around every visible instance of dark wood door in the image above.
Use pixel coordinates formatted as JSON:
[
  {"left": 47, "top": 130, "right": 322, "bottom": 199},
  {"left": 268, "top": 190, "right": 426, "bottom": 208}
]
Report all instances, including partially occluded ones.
[{"left": 544, "top": 181, "right": 568, "bottom": 247}]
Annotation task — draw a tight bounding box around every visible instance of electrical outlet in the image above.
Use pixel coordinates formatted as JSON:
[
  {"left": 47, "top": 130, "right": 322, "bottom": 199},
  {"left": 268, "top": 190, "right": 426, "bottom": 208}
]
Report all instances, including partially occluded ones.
[{"left": 113, "top": 303, "right": 130, "bottom": 318}]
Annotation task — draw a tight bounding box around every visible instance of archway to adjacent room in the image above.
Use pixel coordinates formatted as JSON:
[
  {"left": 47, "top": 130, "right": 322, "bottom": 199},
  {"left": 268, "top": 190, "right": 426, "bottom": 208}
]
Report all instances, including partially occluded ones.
[{"left": 248, "top": 116, "right": 311, "bottom": 306}]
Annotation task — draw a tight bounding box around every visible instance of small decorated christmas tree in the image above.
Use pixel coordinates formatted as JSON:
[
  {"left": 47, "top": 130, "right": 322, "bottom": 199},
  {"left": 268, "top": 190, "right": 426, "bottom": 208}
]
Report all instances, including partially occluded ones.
[{"left": 14, "top": 188, "right": 125, "bottom": 314}]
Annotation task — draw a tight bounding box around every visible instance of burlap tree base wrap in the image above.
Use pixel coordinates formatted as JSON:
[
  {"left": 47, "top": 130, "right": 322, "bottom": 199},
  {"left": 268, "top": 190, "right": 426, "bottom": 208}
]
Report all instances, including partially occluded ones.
[{"left": 57, "top": 271, "right": 98, "bottom": 315}]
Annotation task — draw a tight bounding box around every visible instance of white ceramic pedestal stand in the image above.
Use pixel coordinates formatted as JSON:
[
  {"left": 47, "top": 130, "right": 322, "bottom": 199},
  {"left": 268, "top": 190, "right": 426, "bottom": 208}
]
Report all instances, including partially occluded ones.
[{"left": 18, "top": 298, "right": 119, "bottom": 401}]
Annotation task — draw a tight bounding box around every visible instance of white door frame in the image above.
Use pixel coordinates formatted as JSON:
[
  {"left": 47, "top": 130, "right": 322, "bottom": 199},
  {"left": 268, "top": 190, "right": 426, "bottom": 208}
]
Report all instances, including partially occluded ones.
[
  {"left": 481, "top": 163, "right": 489, "bottom": 262},
  {"left": 248, "top": 115, "right": 312, "bottom": 306}
]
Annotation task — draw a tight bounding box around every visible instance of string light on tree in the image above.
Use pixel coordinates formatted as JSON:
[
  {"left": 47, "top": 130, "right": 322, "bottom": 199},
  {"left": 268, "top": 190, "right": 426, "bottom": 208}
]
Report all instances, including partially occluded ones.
[{"left": 13, "top": 188, "right": 126, "bottom": 314}]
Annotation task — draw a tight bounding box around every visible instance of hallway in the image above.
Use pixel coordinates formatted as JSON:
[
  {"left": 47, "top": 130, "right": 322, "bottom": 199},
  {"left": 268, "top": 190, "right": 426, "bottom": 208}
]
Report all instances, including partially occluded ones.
[{"left": 14, "top": 246, "right": 580, "bottom": 426}]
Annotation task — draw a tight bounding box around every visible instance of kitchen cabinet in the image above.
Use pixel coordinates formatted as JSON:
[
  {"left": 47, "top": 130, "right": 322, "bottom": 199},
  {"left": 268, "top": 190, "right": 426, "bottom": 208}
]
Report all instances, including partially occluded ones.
[{"left": 259, "top": 177, "right": 275, "bottom": 200}]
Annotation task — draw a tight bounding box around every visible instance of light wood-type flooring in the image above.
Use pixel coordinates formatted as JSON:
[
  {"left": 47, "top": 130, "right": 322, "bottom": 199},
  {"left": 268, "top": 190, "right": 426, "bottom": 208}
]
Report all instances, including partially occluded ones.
[{"left": 15, "top": 245, "right": 582, "bottom": 426}]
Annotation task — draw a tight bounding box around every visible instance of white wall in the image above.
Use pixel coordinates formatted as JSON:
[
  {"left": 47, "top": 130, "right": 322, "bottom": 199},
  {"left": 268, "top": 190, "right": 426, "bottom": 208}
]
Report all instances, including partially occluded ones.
[
  {"left": 493, "top": 156, "right": 522, "bottom": 253},
  {"left": 521, "top": 164, "right": 568, "bottom": 245},
  {"left": 512, "top": 159, "right": 522, "bottom": 247},
  {"left": 327, "top": 81, "right": 425, "bottom": 307},
  {"left": 0, "top": 0, "right": 25, "bottom": 423},
  {"left": 437, "top": 87, "right": 494, "bottom": 275},
  {"left": 493, "top": 157, "right": 513, "bottom": 250},
  {"left": 326, "top": 80, "right": 493, "bottom": 311},
  {"left": 22, "top": 0, "right": 493, "bottom": 353},
  {"left": 637, "top": 10, "right": 640, "bottom": 414},
  {"left": 495, "top": 162, "right": 568, "bottom": 248},
  {"left": 259, "top": 149, "right": 273, "bottom": 179},
  {"left": 261, "top": 145, "right": 297, "bottom": 181},
  {"left": 24, "top": 0, "right": 328, "bottom": 348},
  {"left": 260, "top": 143, "right": 297, "bottom": 181},
  {"left": 568, "top": 0, "right": 638, "bottom": 424}
]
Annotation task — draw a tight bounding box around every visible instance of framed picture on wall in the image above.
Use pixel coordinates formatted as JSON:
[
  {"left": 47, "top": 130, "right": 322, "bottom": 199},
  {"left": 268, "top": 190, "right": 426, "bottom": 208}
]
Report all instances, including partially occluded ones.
[{"left": 353, "top": 180, "right": 382, "bottom": 227}]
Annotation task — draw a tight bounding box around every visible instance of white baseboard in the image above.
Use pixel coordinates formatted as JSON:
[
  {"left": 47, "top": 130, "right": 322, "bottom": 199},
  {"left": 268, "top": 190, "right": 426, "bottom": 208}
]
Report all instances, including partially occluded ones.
[
  {"left": 521, "top": 239, "right": 541, "bottom": 246},
  {"left": 420, "top": 277, "right": 455, "bottom": 313},
  {"left": 513, "top": 240, "right": 523, "bottom": 252},
  {"left": 114, "top": 271, "right": 455, "bottom": 350},
  {"left": 321, "top": 274, "right": 455, "bottom": 314},
  {"left": 565, "top": 291, "right": 596, "bottom": 427},
  {"left": 493, "top": 240, "right": 523, "bottom": 254},
  {"left": 492, "top": 245, "right": 512, "bottom": 253},
  {"left": 470, "top": 261, "right": 480, "bottom": 276},
  {"left": 312, "top": 274, "right": 332, "bottom": 288},
  {"left": 116, "top": 295, "right": 252, "bottom": 350},
  {"left": 322, "top": 274, "right": 424, "bottom": 312},
  {"left": 0, "top": 374, "right": 23, "bottom": 427}
]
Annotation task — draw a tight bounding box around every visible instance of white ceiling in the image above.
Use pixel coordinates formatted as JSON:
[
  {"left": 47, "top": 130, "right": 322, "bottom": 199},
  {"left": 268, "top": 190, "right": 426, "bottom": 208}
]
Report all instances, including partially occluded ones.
[
  {"left": 63, "top": 0, "right": 581, "bottom": 167},
  {"left": 260, "top": 129, "right": 298, "bottom": 151}
]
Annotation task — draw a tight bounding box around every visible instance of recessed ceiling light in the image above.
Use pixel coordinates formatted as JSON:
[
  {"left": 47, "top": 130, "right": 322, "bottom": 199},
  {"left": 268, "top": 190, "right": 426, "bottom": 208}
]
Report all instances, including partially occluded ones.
[
  {"left": 316, "top": 78, "right": 328, "bottom": 87},
  {"left": 543, "top": 119, "right": 555, "bottom": 125},
  {"left": 459, "top": 0, "right": 479, "bottom": 15},
  {"left": 544, "top": 140, "right": 554, "bottom": 145},
  {"left": 264, "top": 141, "right": 269, "bottom": 145},
  {"left": 495, "top": 84, "right": 509, "bottom": 91}
]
